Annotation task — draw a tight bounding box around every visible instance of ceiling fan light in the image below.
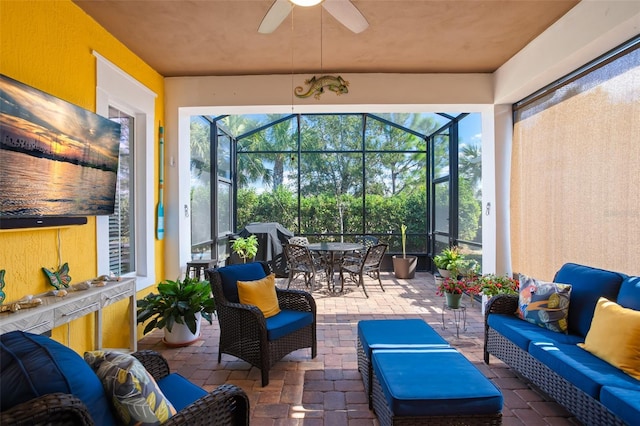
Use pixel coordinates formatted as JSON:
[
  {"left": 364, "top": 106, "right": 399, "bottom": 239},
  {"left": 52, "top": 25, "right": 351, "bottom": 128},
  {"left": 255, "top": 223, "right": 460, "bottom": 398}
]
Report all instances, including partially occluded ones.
[{"left": 290, "top": 0, "right": 323, "bottom": 7}]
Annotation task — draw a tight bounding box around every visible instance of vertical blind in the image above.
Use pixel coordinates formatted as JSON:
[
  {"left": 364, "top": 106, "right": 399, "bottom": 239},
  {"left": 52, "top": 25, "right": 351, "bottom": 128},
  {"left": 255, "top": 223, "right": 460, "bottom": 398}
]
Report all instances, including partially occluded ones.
[{"left": 510, "top": 37, "right": 640, "bottom": 279}]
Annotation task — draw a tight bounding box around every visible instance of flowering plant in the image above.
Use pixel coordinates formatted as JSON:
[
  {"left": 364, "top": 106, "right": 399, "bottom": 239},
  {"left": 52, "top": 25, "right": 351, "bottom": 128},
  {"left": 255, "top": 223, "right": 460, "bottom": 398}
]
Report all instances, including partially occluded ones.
[
  {"left": 476, "top": 274, "right": 519, "bottom": 297},
  {"left": 436, "top": 277, "right": 474, "bottom": 296}
]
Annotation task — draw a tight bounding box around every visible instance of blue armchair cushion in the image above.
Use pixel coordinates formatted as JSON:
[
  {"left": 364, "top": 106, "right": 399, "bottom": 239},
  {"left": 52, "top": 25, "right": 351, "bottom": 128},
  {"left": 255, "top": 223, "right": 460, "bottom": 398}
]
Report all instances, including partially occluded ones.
[
  {"left": 553, "top": 263, "right": 624, "bottom": 337},
  {"left": 528, "top": 341, "right": 640, "bottom": 398},
  {"left": 600, "top": 386, "right": 640, "bottom": 426},
  {"left": 216, "top": 262, "right": 267, "bottom": 303},
  {"left": 265, "top": 309, "right": 313, "bottom": 341},
  {"left": 157, "top": 373, "right": 208, "bottom": 412},
  {"left": 0, "top": 331, "right": 116, "bottom": 425},
  {"left": 618, "top": 276, "right": 640, "bottom": 310},
  {"left": 371, "top": 348, "right": 502, "bottom": 417},
  {"left": 357, "top": 319, "right": 449, "bottom": 357}
]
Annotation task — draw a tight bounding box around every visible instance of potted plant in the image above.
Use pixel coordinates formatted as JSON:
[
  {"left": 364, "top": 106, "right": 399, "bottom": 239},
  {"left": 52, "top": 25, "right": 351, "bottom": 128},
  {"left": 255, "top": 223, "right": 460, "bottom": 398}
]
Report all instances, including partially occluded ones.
[
  {"left": 432, "top": 245, "right": 466, "bottom": 278},
  {"left": 136, "top": 277, "right": 216, "bottom": 347},
  {"left": 392, "top": 224, "right": 417, "bottom": 279},
  {"left": 436, "top": 276, "right": 478, "bottom": 309},
  {"left": 231, "top": 234, "right": 259, "bottom": 263},
  {"left": 475, "top": 273, "right": 520, "bottom": 315}
]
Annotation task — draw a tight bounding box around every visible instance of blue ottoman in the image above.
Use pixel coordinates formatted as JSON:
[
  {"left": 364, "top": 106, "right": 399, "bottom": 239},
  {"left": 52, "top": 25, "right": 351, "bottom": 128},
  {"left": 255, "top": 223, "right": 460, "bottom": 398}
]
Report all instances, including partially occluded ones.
[
  {"left": 371, "top": 348, "right": 503, "bottom": 425},
  {"left": 357, "top": 319, "right": 450, "bottom": 406}
]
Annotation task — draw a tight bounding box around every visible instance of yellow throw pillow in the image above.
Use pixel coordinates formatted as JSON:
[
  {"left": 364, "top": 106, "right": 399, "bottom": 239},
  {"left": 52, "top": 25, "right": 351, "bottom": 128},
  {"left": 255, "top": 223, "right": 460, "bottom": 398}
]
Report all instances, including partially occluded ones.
[
  {"left": 578, "top": 297, "right": 640, "bottom": 380},
  {"left": 237, "top": 273, "right": 281, "bottom": 318}
]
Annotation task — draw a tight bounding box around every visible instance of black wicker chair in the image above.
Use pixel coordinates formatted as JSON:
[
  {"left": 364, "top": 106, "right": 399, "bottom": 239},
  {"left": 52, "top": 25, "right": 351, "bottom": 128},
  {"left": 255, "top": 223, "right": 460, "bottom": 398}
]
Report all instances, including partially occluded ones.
[
  {"left": 206, "top": 262, "right": 317, "bottom": 386},
  {"left": 0, "top": 350, "right": 250, "bottom": 426}
]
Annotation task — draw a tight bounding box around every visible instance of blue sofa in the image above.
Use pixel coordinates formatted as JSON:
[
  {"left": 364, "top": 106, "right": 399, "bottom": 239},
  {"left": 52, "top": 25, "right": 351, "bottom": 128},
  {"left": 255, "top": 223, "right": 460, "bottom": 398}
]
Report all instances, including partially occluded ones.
[{"left": 484, "top": 263, "right": 640, "bottom": 426}]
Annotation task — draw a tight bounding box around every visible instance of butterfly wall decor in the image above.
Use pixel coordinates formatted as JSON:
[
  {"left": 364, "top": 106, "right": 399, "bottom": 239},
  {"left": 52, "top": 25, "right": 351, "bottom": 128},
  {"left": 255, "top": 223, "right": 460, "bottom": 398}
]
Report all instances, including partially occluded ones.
[{"left": 42, "top": 263, "right": 72, "bottom": 290}]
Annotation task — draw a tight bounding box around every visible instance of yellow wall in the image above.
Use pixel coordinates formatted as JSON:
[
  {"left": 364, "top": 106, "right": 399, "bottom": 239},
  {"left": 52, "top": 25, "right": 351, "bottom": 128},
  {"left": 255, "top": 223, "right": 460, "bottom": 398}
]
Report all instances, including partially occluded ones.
[{"left": 0, "top": 0, "right": 165, "bottom": 351}]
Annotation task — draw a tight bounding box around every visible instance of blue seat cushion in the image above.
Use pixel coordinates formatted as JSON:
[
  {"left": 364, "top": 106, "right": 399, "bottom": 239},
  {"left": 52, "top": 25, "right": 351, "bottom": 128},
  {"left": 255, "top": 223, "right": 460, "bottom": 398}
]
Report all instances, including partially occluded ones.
[
  {"left": 553, "top": 263, "right": 624, "bottom": 337},
  {"left": 528, "top": 341, "right": 640, "bottom": 398},
  {"left": 487, "top": 313, "right": 583, "bottom": 351},
  {"left": 372, "top": 348, "right": 502, "bottom": 417},
  {"left": 0, "top": 331, "right": 116, "bottom": 425},
  {"left": 216, "top": 262, "right": 267, "bottom": 303},
  {"left": 617, "top": 276, "right": 640, "bottom": 310},
  {"left": 265, "top": 310, "right": 313, "bottom": 341},
  {"left": 357, "top": 319, "right": 449, "bottom": 358},
  {"left": 157, "top": 373, "right": 208, "bottom": 412},
  {"left": 600, "top": 386, "right": 640, "bottom": 426}
]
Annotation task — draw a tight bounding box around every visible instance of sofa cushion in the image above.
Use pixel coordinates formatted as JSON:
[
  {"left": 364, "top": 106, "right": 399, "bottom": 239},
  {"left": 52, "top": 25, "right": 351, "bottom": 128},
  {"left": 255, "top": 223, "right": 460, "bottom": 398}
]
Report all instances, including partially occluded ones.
[
  {"left": 578, "top": 298, "right": 640, "bottom": 380},
  {"left": 517, "top": 274, "right": 571, "bottom": 333},
  {"left": 0, "top": 331, "right": 116, "bottom": 425},
  {"left": 554, "top": 263, "right": 624, "bottom": 337},
  {"left": 528, "top": 341, "right": 640, "bottom": 398},
  {"left": 265, "top": 309, "right": 313, "bottom": 341},
  {"left": 600, "top": 386, "right": 640, "bottom": 426},
  {"left": 84, "top": 351, "right": 176, "bottom": 425},
  {"left": 617, "top": 276, "right": 640, "bottom": 310},
  {"left": 487, "top": 314, "right": 583, "bottom": 352},
  {"left": 237, "top": 273, "right": 281, "bottom": 318},
  {"left": 157, "top": 373, "right": 208, "bottom": 412},
  {"left": 216, "top": 262, "right": 267, "bottom": 303}
]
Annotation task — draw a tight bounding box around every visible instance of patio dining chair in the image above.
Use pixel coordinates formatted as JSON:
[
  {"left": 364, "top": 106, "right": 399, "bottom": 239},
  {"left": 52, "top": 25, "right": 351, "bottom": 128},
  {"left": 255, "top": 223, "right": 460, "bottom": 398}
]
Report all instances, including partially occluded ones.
[
  {"left": 206, "top": 262, "right": 317, "bottom": 387},
  {"left": 339, "top": 243, "right": 388, "bottom": 297},
  {"left": 283, "top": 243, "right": 325, "bottom": 291}
]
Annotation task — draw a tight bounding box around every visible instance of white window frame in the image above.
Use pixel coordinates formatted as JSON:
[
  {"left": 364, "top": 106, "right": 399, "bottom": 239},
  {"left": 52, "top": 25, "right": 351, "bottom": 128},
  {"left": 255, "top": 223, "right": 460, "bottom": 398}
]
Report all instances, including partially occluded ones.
[{"left": 94, "top": 51, "right": 157, "bottom": 291}]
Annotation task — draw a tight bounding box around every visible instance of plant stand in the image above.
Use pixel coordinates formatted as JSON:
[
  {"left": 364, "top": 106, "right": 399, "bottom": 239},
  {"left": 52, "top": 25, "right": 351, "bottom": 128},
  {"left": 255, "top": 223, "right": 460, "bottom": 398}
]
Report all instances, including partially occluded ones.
[{"left": 441, "top": 304, "right": 466, "bottom": 338}]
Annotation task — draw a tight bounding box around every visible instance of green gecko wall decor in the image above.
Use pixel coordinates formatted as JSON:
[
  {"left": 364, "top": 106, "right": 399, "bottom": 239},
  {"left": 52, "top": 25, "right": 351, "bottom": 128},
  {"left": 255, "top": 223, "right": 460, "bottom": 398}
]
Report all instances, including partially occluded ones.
[{"left": 294, "top": 75, "right": 349, "bottom": 100}]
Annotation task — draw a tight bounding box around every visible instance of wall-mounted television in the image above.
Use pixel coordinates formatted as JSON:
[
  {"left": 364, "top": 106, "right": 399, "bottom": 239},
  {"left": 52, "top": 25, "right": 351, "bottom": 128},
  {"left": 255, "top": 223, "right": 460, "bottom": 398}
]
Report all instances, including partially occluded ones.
[{"left": 0, "top": 74, "right": 121, "bottom": 229}]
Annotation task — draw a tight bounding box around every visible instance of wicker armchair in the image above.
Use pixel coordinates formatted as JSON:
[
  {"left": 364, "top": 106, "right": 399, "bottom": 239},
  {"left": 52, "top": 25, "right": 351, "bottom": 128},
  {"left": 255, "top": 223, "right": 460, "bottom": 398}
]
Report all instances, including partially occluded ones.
[
  {"left": 1, "top": 349, "right": 250, "bottom": 426},
  {"left": 206, "top": 261, "right": 317, "bottom": 386}
]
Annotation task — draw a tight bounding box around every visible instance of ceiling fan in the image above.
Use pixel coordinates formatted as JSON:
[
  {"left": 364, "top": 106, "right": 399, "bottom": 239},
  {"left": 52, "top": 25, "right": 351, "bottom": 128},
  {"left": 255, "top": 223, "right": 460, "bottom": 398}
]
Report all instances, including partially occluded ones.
[{"left": 258, "top": 0, "right": 369, "bottom": 34}]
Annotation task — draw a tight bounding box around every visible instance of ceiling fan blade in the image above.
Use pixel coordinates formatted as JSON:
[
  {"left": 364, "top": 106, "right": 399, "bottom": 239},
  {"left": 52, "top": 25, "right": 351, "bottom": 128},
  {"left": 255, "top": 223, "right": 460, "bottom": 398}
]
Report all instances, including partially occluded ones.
[
  {"left": 322, "top": 0, "right": 369, "bottom": 34},
  {"left": 258, "top": 0, "right": 293, "bottom": 34}
]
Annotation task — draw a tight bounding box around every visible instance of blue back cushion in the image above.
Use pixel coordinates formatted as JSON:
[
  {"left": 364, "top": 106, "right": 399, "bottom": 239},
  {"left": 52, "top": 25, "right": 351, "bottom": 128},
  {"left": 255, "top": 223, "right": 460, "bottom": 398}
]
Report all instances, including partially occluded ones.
[
  {"left": 617, "top": 276, "right": 640, "bottom": 310},
  {"left": 216, "top": 262, "right": 267, "bottom": 302},
  {"left": 0, "top": 331, "right": 115, "bottom": 425},
  {"left": 554, "top": 263, "right": 624, "bottom": 337}
]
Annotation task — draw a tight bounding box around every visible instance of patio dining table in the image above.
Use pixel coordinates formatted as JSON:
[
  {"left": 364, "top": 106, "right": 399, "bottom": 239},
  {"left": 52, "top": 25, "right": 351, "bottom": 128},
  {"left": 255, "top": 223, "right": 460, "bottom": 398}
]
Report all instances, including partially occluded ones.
[{"left": 306, "top": 242, "right": 364, "bottom": 291}]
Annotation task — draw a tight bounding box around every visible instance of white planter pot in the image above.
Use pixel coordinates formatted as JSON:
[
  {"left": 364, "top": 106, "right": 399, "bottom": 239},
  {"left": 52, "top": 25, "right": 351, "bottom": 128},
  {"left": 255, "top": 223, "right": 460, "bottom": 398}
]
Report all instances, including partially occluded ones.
[
  {"left": 163, "top": 312, "right": 201, "bottom": 347},
  {"left": 438, "top": 268, "right": 451, "bottom": 278}
]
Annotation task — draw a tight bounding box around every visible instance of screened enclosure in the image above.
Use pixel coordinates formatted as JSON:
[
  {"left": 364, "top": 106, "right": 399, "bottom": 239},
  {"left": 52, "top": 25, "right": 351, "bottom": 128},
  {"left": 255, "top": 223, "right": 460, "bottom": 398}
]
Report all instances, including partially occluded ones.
[{"left": 190, "top": 112, "right": 482, "bottom": 271}]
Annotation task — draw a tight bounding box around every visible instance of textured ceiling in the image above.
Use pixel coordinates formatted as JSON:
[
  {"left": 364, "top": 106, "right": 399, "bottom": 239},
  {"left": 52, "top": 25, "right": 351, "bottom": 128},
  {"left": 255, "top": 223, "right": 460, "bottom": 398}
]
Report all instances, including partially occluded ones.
[{"left": 73, "top": 0, "right": 579, "bottom": 78}]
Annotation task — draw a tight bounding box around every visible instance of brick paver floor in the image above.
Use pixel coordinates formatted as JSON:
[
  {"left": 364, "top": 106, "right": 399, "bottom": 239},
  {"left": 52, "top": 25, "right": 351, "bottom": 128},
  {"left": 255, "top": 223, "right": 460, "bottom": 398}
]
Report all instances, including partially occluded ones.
[{"left": 138, "top": 271, "right": 581, "bottom": 425}]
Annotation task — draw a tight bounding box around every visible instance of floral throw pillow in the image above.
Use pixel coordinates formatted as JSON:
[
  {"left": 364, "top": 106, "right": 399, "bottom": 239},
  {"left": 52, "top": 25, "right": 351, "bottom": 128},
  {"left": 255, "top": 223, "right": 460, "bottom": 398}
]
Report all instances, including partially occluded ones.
[
  {"left": 84, "top": 351, "right": 176, "bottom": 425},
  {"left": 517, "top": 274, "right": 572, "bottom": 333}
]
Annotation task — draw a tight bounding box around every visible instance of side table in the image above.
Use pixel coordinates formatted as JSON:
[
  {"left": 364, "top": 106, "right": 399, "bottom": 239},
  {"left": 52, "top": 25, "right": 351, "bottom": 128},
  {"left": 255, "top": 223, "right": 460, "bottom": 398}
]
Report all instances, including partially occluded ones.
[
  {"left": 186, "top": 259, "right": 216, "bottom": 281},
  {"left": 441, "top": 304, "right": 467, "bottom": 338}
]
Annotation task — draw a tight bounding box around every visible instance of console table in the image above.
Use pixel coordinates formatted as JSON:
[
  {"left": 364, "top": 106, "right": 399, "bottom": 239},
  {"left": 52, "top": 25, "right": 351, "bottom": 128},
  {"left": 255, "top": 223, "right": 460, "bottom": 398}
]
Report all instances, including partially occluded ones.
[{"left": 0, "top": 278, "right": 137, "bottom": 352}]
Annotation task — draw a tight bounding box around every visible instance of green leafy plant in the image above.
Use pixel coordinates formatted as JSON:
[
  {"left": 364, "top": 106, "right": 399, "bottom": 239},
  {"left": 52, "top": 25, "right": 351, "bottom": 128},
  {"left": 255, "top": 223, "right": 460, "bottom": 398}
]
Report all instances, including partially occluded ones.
[
  {"left": 433, "top": 246, "right": 467, "bottom": 277},
  {"left": 136, "top": 277, "right": 215, "bottom": 335},
  {"left": 232, "top": 235, "right": 259, "bottom": 263}
]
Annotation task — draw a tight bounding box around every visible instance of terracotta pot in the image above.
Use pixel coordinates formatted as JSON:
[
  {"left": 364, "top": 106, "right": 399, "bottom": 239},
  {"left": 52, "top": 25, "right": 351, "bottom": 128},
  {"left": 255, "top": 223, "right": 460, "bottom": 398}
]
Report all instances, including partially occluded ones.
[{"left": 392, "top": 255, "right": 417, "bottom": 279}]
